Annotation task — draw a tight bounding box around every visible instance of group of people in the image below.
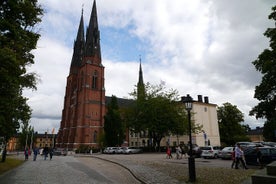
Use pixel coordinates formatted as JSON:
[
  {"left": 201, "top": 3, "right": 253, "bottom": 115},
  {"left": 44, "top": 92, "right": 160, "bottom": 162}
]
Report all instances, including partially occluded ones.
[
  {"left": 166, "top": 145, "right": 188, "bottom": 159},
  {"left": 24, "top": 146, "right": 54, "bottom": 161},
  {"left": 231, "top": 143, "right": 263, "bottom": 169}
]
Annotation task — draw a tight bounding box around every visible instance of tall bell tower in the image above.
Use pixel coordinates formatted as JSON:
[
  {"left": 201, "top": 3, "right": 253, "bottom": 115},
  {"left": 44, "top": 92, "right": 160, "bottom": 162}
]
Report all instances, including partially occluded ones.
[{"left": 57, "top": 0, "right": 105, "bottom": 149}]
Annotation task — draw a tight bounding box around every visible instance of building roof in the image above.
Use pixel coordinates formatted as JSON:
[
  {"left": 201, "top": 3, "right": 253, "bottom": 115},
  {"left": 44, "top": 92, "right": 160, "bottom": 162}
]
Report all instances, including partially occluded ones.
[
  {"left": 105, "top": 96, "right": 134, "bottom": 108},
  {"left": 247, "top": 127, "right": 263, "bottom": 135}
]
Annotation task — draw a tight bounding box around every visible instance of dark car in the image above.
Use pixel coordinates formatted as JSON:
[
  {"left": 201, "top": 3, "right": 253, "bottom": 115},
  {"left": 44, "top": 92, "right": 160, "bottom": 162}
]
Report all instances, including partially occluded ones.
[{"left": 244, "top": 147, "right": 276, "bottom": 165}]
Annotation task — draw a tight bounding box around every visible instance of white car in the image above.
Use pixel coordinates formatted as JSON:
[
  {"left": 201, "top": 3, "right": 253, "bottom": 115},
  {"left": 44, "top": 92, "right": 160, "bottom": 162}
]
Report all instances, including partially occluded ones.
[
  {"left": 122, "top": 147, "right": 142, "bottom": 154},
  {"left": 201, "top": 146, "right": 221, "bottom": 159},
  {"left": 219, "top": 146, "right": 234, "bottom": 159},
  {"left": 103, "top": 147, "right": 118, "bottom": 154}
]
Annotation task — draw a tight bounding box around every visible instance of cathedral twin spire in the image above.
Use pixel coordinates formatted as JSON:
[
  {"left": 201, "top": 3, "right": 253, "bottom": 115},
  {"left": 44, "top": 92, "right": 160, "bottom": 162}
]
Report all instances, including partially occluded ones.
[{"left": 70, "top": 0, "right": 101, "bottom": 74}]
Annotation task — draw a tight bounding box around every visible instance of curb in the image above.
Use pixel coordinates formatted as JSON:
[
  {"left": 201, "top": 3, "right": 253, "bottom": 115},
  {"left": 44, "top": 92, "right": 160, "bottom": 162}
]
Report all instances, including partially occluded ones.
[{"left": 74, "top": 154, "right": 146, "bottom": 184}]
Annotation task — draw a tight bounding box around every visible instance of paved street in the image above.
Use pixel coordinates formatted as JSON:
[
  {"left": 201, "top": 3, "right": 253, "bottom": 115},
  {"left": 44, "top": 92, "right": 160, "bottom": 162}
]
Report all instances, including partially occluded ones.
[
  {"left": 0, "top": 152, "right": 258, "bottom": 184},
  {"left": 0, "top": 154, "right": 141, "bottom": 184}
]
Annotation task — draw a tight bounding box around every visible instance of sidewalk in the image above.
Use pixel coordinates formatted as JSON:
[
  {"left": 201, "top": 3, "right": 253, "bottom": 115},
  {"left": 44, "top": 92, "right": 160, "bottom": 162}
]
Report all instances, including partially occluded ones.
[{"left": 0, "top": 154, "right": 112, "bottom": 184}]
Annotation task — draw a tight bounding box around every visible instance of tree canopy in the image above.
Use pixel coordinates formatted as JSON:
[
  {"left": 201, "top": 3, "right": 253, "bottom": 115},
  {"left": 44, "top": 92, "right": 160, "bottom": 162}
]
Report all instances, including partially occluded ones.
[
  {"left": 218, "top": 102, "right": 249, "bottom": 146},
  {"left": 250, "top": 6, "right": 276, "bottom": 141},
  {"left": 124, "top": 82, "right": 194, "bottom": 151},
  {"left": 0, "top": 1, "right": 43, "bottom": 143},
  {"left": 104, "top": 95, "right": 125, "bottom": 146}
]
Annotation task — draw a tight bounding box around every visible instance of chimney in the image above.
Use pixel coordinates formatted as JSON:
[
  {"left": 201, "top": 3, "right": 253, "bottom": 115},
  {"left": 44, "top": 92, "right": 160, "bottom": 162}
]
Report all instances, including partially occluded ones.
[
  {"left": 204, "top": 96, "right": 209, "bottom": 103},
  {"left": 198, "top": 95, "right": 203, "bottom": 102}
]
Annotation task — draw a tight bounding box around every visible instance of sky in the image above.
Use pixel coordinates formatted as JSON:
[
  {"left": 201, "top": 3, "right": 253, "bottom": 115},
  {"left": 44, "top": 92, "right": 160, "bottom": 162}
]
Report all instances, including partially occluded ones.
[{"left": 23, "top": 0, "right": 275, "bottom": 134}]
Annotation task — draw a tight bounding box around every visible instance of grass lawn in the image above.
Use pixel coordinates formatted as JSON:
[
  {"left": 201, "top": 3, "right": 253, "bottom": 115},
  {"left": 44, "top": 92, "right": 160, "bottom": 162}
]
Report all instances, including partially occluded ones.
[{"left": 0, "top": 157, "right": 24, "bottom": 175}]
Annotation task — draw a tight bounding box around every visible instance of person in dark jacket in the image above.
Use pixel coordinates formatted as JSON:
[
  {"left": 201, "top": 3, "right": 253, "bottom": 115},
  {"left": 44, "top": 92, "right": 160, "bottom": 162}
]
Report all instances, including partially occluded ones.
[
  {"left": 256, "top": 147, "right": 263, "bottom": 169},
  {"left": 43, "top": 146, "right": 49, "bottom": 160}
]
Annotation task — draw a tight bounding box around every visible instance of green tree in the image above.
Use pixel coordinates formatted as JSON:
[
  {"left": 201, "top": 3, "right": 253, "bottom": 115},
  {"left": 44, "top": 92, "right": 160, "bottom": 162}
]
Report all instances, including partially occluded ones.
[
  {"left": 218, "top": 102, "right": 249, "bottom": 146},
  {"left": 125, "top": 82, "right": 198, "bottom": 151},
  {"left": 104, "top": 95, "right": 124, "bottom": 147},
  {"left": 0, "top": 0, "right": 43, "bottom": 161},
  {"left": 250, "top": 6, "right": 276, "bottom": 141},
  {"left": 18, "top": 124, "right": 34, "bottom": 150}
]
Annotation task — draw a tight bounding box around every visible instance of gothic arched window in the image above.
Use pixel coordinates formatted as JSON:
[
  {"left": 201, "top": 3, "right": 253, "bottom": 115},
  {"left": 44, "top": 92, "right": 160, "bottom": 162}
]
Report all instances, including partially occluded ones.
[
  {"left": 80, "top": 71, "right": 84, "bottom": 90},
  {"left": 93, "top": 130, "right": 97, "bottom": 143},
  {"left": 92, "top": 70, "right": 98, "bottom": 89}
]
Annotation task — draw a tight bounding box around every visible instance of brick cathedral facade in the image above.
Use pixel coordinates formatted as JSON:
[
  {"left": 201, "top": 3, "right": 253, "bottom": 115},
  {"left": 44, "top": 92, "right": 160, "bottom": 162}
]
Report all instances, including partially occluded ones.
[{"left": 57, "top": 1, "right": 105, "bottom": 149}]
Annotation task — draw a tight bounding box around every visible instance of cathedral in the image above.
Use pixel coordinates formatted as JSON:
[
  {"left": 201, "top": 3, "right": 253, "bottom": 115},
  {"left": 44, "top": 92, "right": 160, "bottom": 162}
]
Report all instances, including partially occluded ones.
[{"left": 57, "top": 1, "right": 105, "bottom": 149}]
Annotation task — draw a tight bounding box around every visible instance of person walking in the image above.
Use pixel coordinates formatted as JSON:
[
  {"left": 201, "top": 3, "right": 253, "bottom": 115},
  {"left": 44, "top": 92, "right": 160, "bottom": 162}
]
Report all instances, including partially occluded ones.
[
  {"left": 231, "top": 147, "right": 236, "bottom": 168},
  {"left": 24, "top": 147, "right": 29, "bottom": 161},
  {"left": 256, "top": 147, "right": 263, "bottom": 169},
  {"left": 43, "top": 146, "right": 49, "bottom": 160},
  {"left": 235, "top": 143, "right": 248, "bottom": 169},
  {"left": 33, "top": 146, "right": 38, "bottom": 161},
  {"left": 176, "top": 146, "right": 181, "bottom": 159},
  {"left": 49, "top": 148, "right": 53, "bottom": 160},
  {"left": 166, "top": 146, "right": 173, "bottom": 159}
]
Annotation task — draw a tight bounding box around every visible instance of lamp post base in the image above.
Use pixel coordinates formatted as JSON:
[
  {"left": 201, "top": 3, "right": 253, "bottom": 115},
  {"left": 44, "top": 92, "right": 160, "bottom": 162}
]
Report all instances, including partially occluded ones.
[{"left": 188, "top": 157, "right": 196, "bottom": 182}]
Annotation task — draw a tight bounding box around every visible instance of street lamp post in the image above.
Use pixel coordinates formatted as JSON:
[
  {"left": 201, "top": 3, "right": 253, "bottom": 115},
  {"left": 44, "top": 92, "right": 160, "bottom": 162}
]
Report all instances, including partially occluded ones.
[{"left": 182, "top": 94, "right": 196, "bottom": 182}]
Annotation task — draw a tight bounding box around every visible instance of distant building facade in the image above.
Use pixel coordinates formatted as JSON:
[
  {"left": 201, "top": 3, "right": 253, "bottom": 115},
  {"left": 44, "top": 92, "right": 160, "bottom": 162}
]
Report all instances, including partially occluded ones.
[
  {"left": 6, "top": 133, "right": 56, "bottom": 152},
  {"left": 247, "top": 127, "right": 264, "bottom": 142}
]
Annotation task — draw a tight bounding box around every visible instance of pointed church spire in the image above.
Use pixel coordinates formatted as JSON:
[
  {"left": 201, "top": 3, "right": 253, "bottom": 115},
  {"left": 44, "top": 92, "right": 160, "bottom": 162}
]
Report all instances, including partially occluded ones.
[
  {"left": 137, "top": 56, "right": 145, "bottom": 99},
  {"left": 138, "top": 56, "right": 144, "bottom": 85},
  {"left": 84, "top": 0, "right": 101, "bottom": 58},
  {"left": 70, "top": 9, "right": 85, "bottom": 74}
]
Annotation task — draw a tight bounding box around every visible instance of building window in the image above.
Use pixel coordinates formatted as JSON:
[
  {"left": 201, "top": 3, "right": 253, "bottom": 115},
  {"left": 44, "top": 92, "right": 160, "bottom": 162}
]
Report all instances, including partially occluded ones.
[
  {"left": 93, "top": 131, "right": 97, "bottom": 143},
  {"left": 204, "top": 107, "right": 207, "bottom": 112},
  {"left": 92, "top": 70, "right": 98, "bottom": 89},
  {"left": 80, "top": 72, "right": 84, "bottom": 90}
]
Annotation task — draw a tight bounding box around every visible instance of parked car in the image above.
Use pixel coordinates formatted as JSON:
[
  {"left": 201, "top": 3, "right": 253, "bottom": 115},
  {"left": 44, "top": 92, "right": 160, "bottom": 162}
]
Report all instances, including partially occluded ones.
[
  {"left": 262, "top": 142, "right": 276, "bottom": 147},
  {"left": 201, "top": 146, "right": 221, "bottom": 159},
  {"left": 187, "top": 144, "right": 202, "bottom": 158},
  {"left": 115, "top": 147, "right": 124, "bottom": 154},
  {"left": 122, "top": 147, "right": 142, "bottom": 154},
  {"left": 53, "top": 148, "right": 67, "bottom": 156},
  {"left": 244, "top": 147, "right": 276, "bottom": 165},
  {"left": 103, "top": 147, "right": 117, "bottom": 154},
  {"left": 236, "top": 142, "right": 256, "bottom": 149},
  {"left": 218, "top": 146, "right": 234, "bottom": 159}
]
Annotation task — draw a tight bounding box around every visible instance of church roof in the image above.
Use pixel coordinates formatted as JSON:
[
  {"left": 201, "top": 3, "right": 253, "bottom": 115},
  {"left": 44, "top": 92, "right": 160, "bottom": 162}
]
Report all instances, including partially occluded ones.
[{"left": 105, "top": 96, "right": 134, "bottom": 108}]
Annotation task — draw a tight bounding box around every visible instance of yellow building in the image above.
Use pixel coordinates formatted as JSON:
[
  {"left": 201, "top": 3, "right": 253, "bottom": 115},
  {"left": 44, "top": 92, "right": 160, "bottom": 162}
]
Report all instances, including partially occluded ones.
[{"left": 6, "top": 133, "right": 56, "bottom": 152}]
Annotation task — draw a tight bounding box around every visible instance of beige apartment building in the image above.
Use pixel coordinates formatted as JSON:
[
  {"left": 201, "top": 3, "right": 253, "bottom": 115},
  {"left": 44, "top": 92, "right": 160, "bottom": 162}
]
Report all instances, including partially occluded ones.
[{"left": 128, "top": 95, "right": 221, "bottom": 148}]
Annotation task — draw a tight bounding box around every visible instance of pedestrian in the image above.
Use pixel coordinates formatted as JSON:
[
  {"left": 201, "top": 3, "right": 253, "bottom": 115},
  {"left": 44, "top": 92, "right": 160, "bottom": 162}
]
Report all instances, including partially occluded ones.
[
  {"left": 28, "top": 148, "right": 31, "bottom": 156},
  {"left": 43, "top": 146, "right": 49, "bottom": 160},
  {"left": 176, "top": 146, "right": 181, "bottom": 159},
  {"left": 231, "top": 147, "right": 235, "bottom": 168},
  {"left": 256, "top": 147, "right": 263, "bottom": 169},
  {"left": 235, "top": 143, "right": 248, "bottom": 169},
  {"left": 24, "top": 147, "right": 29, "bottom": 160},
  {"left": 166, "top": 146, "right": 173, "bottom": 159},
  {"left": 49, "top": 148, "right": 53, "bottom": 160},
  {"left": 33, "top": 146, "right": 38, "bottom": 161}
]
